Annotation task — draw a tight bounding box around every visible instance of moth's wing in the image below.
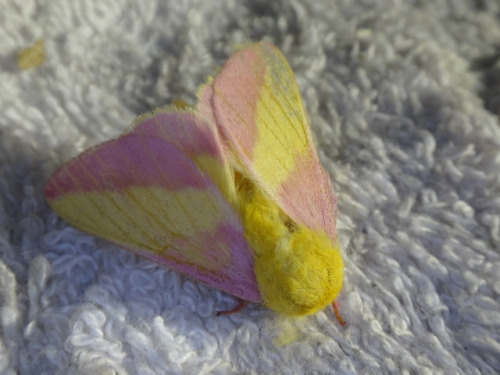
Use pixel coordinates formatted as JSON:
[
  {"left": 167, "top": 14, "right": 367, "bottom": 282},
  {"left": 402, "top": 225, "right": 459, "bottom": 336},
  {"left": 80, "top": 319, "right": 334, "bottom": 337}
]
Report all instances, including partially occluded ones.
[
  {"left": 131, "top": 108, "right": 237, "bottom": 204},
  {"left": 198, "top": 41, "right": 337, "bottom": 240},
  {"left": 45, "top": 111, "right": 262, "bottom": 303}
]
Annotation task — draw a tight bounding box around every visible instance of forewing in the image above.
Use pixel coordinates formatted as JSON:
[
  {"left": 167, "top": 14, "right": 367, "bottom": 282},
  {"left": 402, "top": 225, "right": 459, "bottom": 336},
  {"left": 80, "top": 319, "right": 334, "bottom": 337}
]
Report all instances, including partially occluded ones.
[
  {"left": 198, "top": 41, "right": 337, "bottom": 240},
  {"left": 45, "top": 111, "right": 262, "bottom": 303}
]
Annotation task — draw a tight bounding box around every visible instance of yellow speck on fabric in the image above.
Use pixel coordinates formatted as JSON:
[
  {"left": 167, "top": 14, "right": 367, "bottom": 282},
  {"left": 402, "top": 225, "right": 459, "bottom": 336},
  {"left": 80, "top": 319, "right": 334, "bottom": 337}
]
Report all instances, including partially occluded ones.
[{"left": 17, "top": 40, "right": 45, "bottom": 70}]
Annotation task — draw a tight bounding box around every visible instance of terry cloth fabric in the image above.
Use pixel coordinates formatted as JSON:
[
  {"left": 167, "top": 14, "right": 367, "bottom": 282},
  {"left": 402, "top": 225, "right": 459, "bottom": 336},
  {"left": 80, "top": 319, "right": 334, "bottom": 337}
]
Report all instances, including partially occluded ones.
[{"left": 1, "top": 1, "right": 500, "bottom": 374}]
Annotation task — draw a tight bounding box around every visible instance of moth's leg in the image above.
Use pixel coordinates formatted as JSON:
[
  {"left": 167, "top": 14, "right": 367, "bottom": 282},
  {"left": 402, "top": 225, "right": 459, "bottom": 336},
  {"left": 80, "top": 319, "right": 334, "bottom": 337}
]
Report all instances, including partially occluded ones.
[
  {"left": 332, "top": 300, "right": 347, "bottom": 327},
  {"left": 216, "top": 299, "right": 249, "bottom": 316}
]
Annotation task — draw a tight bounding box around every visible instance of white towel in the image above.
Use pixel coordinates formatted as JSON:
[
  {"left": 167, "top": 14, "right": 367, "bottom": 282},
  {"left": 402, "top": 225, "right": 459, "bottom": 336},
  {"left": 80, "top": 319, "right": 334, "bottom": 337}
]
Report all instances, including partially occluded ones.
[{"left": 1, "top": 1, "right": 499, "bottom": 373}]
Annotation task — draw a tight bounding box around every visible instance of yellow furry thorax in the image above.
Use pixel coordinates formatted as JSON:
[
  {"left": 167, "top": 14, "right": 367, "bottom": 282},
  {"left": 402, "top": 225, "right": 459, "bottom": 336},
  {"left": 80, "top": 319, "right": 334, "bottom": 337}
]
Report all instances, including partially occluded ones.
[{"left": 236, "top": 176, "right": 343, "bottom": 316}]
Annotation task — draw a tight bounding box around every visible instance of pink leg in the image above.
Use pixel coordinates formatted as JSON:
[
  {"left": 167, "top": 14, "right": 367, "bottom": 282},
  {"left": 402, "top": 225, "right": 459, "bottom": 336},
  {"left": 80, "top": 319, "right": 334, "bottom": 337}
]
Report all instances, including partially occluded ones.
[
  {"left": 332, "top": 300, "right": 347, "bottom": 327},
  {"left": 217, "top": 299, "right": 249, "bottom": 316}
]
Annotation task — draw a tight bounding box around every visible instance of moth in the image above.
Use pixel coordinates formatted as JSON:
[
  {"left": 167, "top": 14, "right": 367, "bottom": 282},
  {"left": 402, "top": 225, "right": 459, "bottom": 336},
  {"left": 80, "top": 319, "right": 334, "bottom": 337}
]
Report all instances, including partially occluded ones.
[{"left": 45, "top": 41, "right": 345, "bottom": 323}]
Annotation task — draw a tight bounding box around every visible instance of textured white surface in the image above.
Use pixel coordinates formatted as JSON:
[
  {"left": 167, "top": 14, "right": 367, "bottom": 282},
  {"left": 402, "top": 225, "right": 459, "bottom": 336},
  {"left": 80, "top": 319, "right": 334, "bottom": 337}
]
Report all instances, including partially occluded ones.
[{"left": 1, "top": 0, "right": 500, "bottom": 374}]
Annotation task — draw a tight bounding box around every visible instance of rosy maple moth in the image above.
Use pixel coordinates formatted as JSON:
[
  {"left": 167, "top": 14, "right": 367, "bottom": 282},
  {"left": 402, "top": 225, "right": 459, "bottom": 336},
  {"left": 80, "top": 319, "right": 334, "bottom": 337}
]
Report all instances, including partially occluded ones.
[{"left": 45, "top": 41, "right": 345, "bottom": 322}]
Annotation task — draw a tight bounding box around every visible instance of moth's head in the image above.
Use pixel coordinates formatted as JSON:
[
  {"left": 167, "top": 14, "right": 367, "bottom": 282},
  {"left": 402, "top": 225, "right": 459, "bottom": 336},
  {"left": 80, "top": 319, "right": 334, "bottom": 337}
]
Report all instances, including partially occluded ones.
[{"left": 254, "top": 225, "right": 344, "bottom": 317}]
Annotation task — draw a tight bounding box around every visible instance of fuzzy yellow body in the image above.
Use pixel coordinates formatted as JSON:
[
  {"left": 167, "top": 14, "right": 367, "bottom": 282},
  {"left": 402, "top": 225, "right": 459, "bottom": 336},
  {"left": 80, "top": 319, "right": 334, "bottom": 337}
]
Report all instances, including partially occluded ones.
[{"left": 235, "top": 177, "right": 343, "bottom": 316}]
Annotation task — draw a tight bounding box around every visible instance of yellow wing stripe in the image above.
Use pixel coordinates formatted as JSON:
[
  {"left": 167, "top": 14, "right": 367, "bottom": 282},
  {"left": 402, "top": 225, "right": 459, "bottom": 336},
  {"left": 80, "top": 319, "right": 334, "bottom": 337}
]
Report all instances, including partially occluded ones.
[
  {"left": 253, "top": 56, "right": 311, "bottom": 189},
  {"left": 50, "top": 187, "right": 223, "bottom": 255}
]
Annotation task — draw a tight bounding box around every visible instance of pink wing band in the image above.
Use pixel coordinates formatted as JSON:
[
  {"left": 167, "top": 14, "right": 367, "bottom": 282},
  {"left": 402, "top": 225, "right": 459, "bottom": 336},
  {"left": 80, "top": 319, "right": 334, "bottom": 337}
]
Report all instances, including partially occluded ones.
[
  {"left": 278, "top": 154, "right": 337, "bottom": 240},
  {"left": 45, "top": 134, "right": 212, "bottom": 199},
  {"left": 198, "top": 49, "right": 264, "bottom": 163},
  {"left": 133, "top": 111, "right": 223, "bottom": 160}
]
